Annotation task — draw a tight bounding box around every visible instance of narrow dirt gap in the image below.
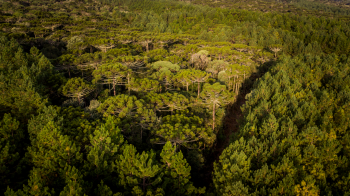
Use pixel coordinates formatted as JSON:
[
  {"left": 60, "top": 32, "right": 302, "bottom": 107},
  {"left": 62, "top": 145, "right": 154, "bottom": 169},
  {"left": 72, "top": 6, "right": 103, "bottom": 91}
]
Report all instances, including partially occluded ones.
[{"left": 198, "top": 60, "right": 275, "bottom": 188}]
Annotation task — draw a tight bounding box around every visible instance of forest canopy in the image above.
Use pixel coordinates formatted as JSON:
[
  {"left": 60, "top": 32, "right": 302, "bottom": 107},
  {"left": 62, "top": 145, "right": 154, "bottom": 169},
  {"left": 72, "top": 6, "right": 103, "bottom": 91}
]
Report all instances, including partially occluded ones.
[{"left": 1, "top": 0, "right": 350, "bottom": 195}]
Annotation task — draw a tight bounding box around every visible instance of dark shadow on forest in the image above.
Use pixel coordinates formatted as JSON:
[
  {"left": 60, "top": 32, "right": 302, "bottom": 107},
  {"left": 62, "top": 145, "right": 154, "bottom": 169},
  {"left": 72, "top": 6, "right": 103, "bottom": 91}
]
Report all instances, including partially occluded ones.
[{"left": 192, "top": 58, "right": 278, "bottom": 190}]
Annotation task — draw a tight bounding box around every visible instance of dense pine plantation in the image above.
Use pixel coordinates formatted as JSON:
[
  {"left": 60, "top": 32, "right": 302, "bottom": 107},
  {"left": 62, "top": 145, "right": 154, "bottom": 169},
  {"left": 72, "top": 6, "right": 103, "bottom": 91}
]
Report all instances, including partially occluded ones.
[{"left": 1, "top": 0, "right": 350, "bottom": 195}]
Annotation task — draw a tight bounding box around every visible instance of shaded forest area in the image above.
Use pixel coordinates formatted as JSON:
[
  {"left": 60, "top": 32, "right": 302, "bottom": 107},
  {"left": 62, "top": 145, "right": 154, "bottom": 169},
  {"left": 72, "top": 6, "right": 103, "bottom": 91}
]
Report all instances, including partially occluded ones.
[{"left": 1, "top": 0, "right": 350, "bottom": 195}]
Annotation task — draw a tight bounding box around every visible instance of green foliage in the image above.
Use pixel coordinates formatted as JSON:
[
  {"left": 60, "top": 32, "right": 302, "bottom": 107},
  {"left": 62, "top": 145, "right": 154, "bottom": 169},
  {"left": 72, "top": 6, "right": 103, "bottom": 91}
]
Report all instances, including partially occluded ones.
[
  {"left": 144, "top": 92, "right": 189, "bottom": 113},
  {"left": 98, "top": 95, "right": 143, "bottom": 118},
  {"left": 160, "top": 141, "right": 205, "bottom": 195},
  {"left": 94, "top": 180, "right": 122, "bottom": 196},
  {"left": 84, "top": 117, "right": 124, "bottom": 179},
  {"left": 59, "top": 106, "right": 99, "bottom": 148},
  {"left": 67, "top": 36, "right": 86, "bottom": 54},
  {"left": 22, "top": 168, "right": 55, "bottom": 196},
  {"left": 97, "top": 95, "right": 157, "bottom": 142},
  {"left": 200, "top": 82, "right": 232, "bottom": 130},
  {"left": 214, "top": 54, "right": 350, "bottom": 195},
  {"left": 117, "top": 144, "right": 161, "bottom": 193},
  {"left": 190, "top": 69, "right": 210, "bottom": 97},
  {"left": 206, "top": 60, "right": 228, "bottom": 78},
  {"left": 174, "top": 69, "right": 193, "bottom": 91},
  {"left": 3, "top": 0, "right": 350, "bottom": 194},
  {"left": 0, "top": 37, "right": 49, "bottom": 122},
  {"left": 27, "top": 121, "right": 83, "bottom": 173},
  {"left": 61, "top": 78, "right": 94, "bottom": 105},
  {"left": 151, "top": 114, "right": 215, "bottom": 149},
  {"left": 59, "top": 166, "right": 86, "bottom": 196},
  {"left": 151, "top": 61, "right": 180, "bottom": 72},
  {"left": 0, "top": 114, "right": 23, "bottom": 192},
  {"left": 58, "top": 54, "right": 76, "bottom": 78},
  {"left": 129, "top": 78, "right": 161, "bottom": 94},
  {"left": 93, "top": 63, "right": 131, "bottom": 96}
]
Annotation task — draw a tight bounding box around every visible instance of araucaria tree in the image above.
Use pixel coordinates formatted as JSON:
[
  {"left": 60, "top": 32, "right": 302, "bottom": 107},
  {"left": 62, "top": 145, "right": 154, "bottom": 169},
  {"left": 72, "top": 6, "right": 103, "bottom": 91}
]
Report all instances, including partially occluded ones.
[
  {"left": 175, "top": 69, "right": 193, "bottom": 92},
  {"left": 61, "top": 77, "right": 94, "bottom": 105},
  {"left": 93, "top": 63, "right": 131, "bottom": 96},
  {"left": 4, "top": 0, "right": 350, "bottom": 194},
  {"left": 200, "top": 82, "right": 231, "bottom": 130},
  {"left": 151, "top": 114, "right": 215, "bottom": 150},
  {"left": 190, "top": 69, "right": 210, "bottom": 98}
]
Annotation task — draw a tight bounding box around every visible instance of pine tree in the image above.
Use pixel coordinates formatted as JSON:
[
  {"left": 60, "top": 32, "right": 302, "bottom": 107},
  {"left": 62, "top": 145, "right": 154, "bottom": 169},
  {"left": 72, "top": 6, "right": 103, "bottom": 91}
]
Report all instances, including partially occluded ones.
[
  {"left": 59, "top": 166, "right": 86, "bottom": 196},
  {"left": 27, "top": 121, "right": 83, "bottom": 184},
  {"left": 23, "top": 168, "right": 55, "bottom": 196},
  {"left": 213, "top": 141, "right": 251, "bottom": 196},
  {"left": 94, "top": 180, "right": 123, "bottom": 196},
  {"left": 0, "top": 67, "right": 47, "bottom": 123},
  {"left": 160, "top": 142, "right": 205, "bottom": 195},
  {"left": 0, "top": 114, "right": 23, "bottom": 192},
  {"left": 117, "top": 144, "right": 161, "bottom": 193},
  {"left": 84, "top": 116, "right": 124, "bottom": 181},
  {"left": 28, "top": 106, "right": 62, "bottom": 141}
]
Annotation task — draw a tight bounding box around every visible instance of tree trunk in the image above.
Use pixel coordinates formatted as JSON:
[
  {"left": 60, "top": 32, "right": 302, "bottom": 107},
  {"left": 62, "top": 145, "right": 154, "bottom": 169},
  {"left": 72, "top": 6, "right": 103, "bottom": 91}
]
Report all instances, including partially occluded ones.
[
  {"left": 233, "top": 76, "right": 236, "bottom": 92},
  {"left": 143, "top": 177, "right": 146, "bottom": 192},
  {"left": 128, "top": 74, "right": 130, "bottom": 95},
  {"left": 175, "top": 142, "right": 179, "bottom": 152},
  {"left": 212, "top": 104, "right": 215, "bottom": 130},
  {"left": 197, "top": 82, "right": 200, "bottom": 98},
  {"left": 228, "top": 76, "right": 231, "bottom": 91},
  {"left": 113, "top": 82, "right": 116, "bottom": 96}
]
